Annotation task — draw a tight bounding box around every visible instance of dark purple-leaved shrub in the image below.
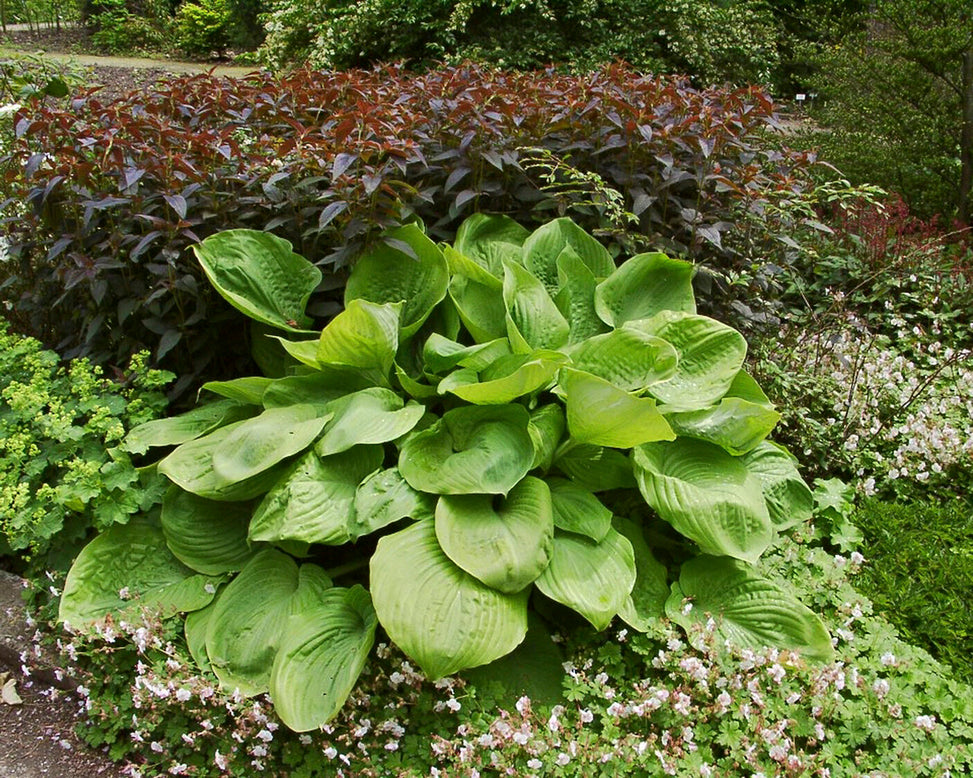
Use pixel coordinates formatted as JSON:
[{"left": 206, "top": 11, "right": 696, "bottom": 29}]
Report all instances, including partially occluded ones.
[{"left": 1, "top": 63, "right": 816, "bottom": 393}]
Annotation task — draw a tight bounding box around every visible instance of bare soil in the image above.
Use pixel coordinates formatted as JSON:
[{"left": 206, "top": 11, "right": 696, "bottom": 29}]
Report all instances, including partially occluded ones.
[{"left": 0, "top": 570, "right": 127, "bottom": 778}]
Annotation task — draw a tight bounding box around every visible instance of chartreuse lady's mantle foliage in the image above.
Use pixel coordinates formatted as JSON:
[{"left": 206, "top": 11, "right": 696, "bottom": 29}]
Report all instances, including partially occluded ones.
[{"left": 59, "top": 215, "right": 831, "bottom": 732}]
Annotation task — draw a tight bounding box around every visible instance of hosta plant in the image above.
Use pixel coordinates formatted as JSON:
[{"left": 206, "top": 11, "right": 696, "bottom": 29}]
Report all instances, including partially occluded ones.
[{"left": 59, "top": 215, "right": 832, "bottom": 732}]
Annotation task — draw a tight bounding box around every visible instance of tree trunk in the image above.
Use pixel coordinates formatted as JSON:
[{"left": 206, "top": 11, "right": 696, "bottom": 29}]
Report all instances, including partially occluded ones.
[{"left": 960, "top": 49, "right": 973, "bottom": 225}]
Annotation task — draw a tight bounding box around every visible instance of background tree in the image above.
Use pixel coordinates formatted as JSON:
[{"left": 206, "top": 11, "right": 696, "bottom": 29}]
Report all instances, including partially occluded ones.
[{"left": 805, "top": 0, "right": 973, "bottom": 222}]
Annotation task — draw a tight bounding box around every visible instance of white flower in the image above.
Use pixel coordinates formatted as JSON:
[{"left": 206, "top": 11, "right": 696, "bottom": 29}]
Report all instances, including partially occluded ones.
[
  {"left": 556, "top": 753, "right": 570, "bottom": 766},
  {"left": 516, "top": 695, "right": 531, "bottom": 714},
  {"left": 914, "top": 714, "right": 937, "bottom": 732},
  {"left": 579, "top": 708, "right": 594, "bottom": 724},
  {"left": 880, "top": 652, "right": 897, "bottom": 666}
]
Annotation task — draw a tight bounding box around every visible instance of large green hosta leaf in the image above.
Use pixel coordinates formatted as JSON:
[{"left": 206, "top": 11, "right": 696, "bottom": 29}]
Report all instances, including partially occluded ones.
[
  {"left": 344, "top": 224, "right": 449, "bottom": 337},
  {"left": 502, "top": 258, "right": 569, "bottom": 352},
  {"left": 559, "top": 368, "right": 675, "bottom": 448},
  {"left": 547, "top": 478, "right": 612, "bottom": 542},
  {"left": 157, "top": 420, "right": 292, "bottom": 501},
  {"left": 555, "top": 247, "right": 610, "bottom": 344},
  {"left": 399, "top": 405, "right": 533, "bottom": 495},
  {"left": 260, "top": 370, "right": 371, "bottom": 409},
  {"left": 534, "top": 528, "right": 636, "bottom": 630},
  {"left": 594, "top": 252, "right": 695, "bottom": 327},
  {"left": 449, "top": 275, "right": 507, "bottom": 343},
  {"left": 528, "top": 404, "right": 566, "bottom": 472},
  {"left": 316, "top": 299, "right": 401, "bottom": 386},
  {"left": 270, "top": 585, "right": 377, "bottom": 731},
  {"left": 249, "top": 447, "right": 384, "bottom": 546},
  {"left": 633, "top": 439, "right": 773, "bottom": 563},
  {"left": 161, "top": 488, "right": 255, "bottom": 575},
  {"left": 194, "top": 229, "right": 321, "bottom": 332},
  {"left": 614, "top": 517, "right": 669, "bottom": 631},
  {"left": 212, "top": 404, "right": 332, "bottom": 484},
  {"left": 124, "top": 399, "right": 254, "bottom": 454},
  {"left": 352, "top": 467, "right": 435, "bottom": 539},
  {"left": 553, "top": 444, "right": 636, "bottom": 492},
  {"left": 422, "top": 334, "right": 512, "bottom": 375},
  {"left": 741, "top": 442, "right": 813, "bottom": 530},
  {"left": 205, "top": 551, "right": 332, "bottom": 696},
  {"left": 452, "top": 213, "right": 529, "bottom": 278},
  {"left": 201, "top": 377, "right": 275, "bottom": 405},
  {"left": 59, "top": 520, "right": 221, "bottom": 629},
  {"left": 314, "top": 388, "right": 425, "bottom": 456},
  {"left": 438, "top": 351, "right": 566, "bottom": 404},
  {"left": 522, "top": 217, "right": 615, "bottom": 294},
  {"left": 370, "top": 520, "right": 529, "bottom": 679},
  {"left": 666, "top": 556, "right": 833, "bottom": 662},
  {"left": 566, "top": 328, "right": 678, "bottom": 392},
  {"left": 664, "top": 397, "right": 781, "bottom": 455},
  {"left": 635, "top": 311, "right": 747, "bottom": 409},
  {"left": 435, "top": 476, "right": 554, "bottom": 593}
]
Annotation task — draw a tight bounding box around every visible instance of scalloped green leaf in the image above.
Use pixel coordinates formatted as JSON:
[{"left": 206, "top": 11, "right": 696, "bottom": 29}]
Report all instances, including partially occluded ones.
[
  {"left": 502, "top": 258, "right": 569, "bottom": 352},
  {"left": 594, "top": 251, "right": 695, "bottom": 327},
  {"left": 59, "top": 520, "right": 221, "bottom": 630},
  {"left": 352, "top": 467, "right": 436, "bottom": 539},
  {"left": 634, "top": 311, "right": 748, "bottom": 409},
  {"left": 741, "top": 442, "right": 814, "bottom": 530},
  {"left": 664, "top": 397, "right": 781, "bottom": 455},
  {"left": 534, "top": 528, "right": 636, "bottom": 630},
  {"left": 161, "top": 487, "right": 255, "bottom": 575},
  {"left": 212, "top": 404, "right": 332, "bottom": 484},
  {"left": 316, "top": 299, "right": 401, "bottom": 385},
  {"left": 123, "top": 399, "right": 254, "bottom": 455},
  {"left": 666, "top": 555, "right": 833, "bottom": 662},
  {"left": 345, "top": 224, "right": 449, "bottom": 337},
  {"left": 370, "top": 520, "right": 529, "bottom": 679},
  {"left": 559, "top": 368, "right": 675, "bottom": 448},
  {"left": 523, "top": 217, "right": 615, "bottom": 294},
  {"left": 270, "top": 585, "right": 377, "bottom": 731},
  {"left": 614, "top": 516, "right": 669, "bottom": 631},
  {"left": 249, "top": 446, "right": 384, "bottom": 546},
  {"left": 314, "top": 388, "right": 425, "bottom": 456},
  {"left": 633, "top": 439, "right": 773, "bottom": 563},
  {"left": 566, "top": 328, "right": 678, "bottom": 392},
  {"left": 435, "top": 476, "right": 554, "bottom": 593},
  {"left": 194, "top": 229, "right": 321, "bottom": 331},
  {"left": 547, "top": 478, "right": 612, "bottom": 542},
  {"left": 398, "top": 405, "right": 533, "bottom": 495}
]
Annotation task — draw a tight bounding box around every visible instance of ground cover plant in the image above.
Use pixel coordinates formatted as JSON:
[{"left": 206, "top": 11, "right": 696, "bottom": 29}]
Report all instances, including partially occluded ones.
[
  {"left": 0, "top": 318, "right": 171, "bottom": 576},
  {"left": 35, "top": 506, "right": 973, "bottom": 776},
  {"left": 850, "top": 497, "right": 973, "bottom": 684},
  {"left": 1, "top": 64, "right": 820, "bottom": 391},
  {"left": 58, "top": 213, "right": 836, "bottom": 737}
]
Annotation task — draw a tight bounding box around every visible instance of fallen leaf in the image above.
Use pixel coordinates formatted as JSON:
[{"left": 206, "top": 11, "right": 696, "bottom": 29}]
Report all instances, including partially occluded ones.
[{"left": 2, "top": 675, "right": 22, "bottom": 705}]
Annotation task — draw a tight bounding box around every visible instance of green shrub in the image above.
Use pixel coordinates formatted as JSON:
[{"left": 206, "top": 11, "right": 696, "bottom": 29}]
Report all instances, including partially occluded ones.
[
  {"left": 58, "top": 215, "right": 833, "bottom": 733},
  {"left": 175, "top": 0, "right": 232, "bottom": 57},
  {"left": 0, "top": 319, "right": 172, "bottom": 575},
  {"left": 85, "top": 0, "right": 173, "bottom": 53},
  {"left": 851, "top": 497, "right": 973, "bottom": 683},
  {"left": 257, "top": 0, "right": 781, "bottom": 83}
]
